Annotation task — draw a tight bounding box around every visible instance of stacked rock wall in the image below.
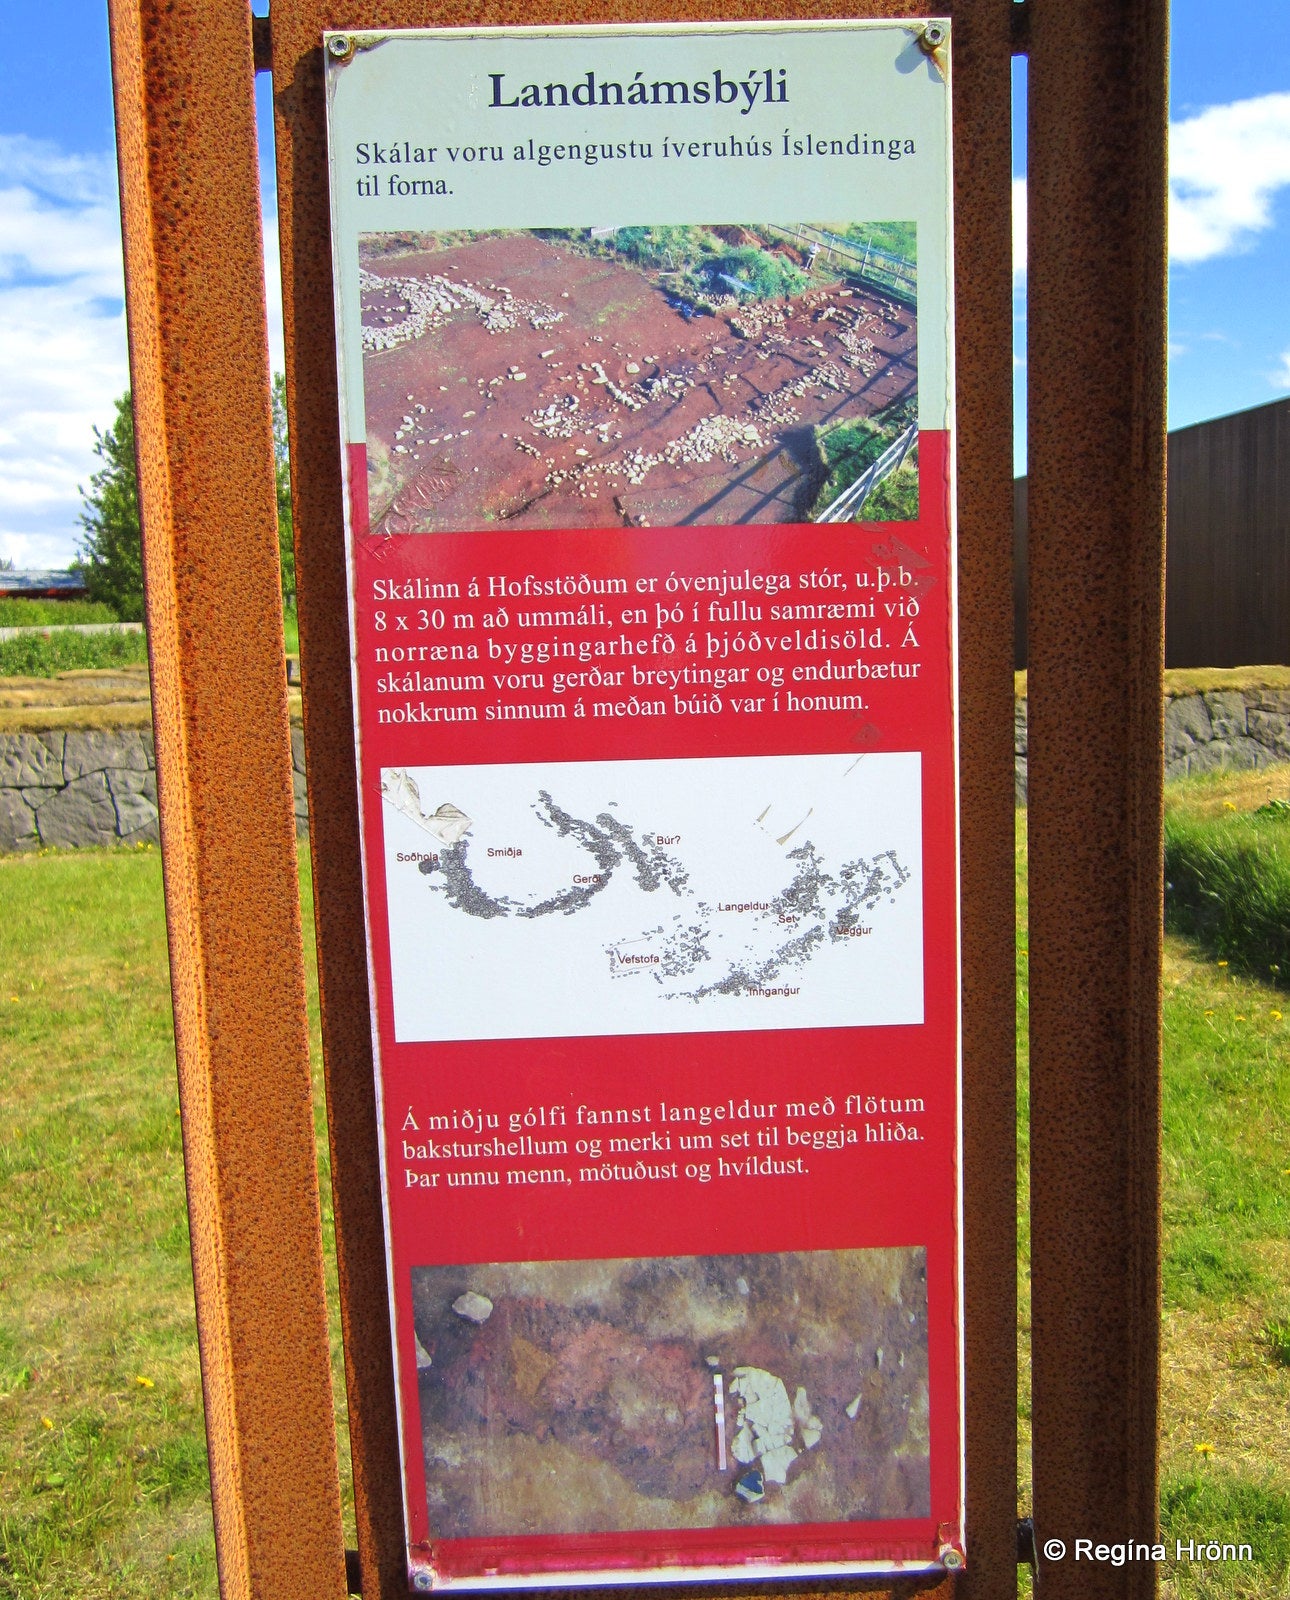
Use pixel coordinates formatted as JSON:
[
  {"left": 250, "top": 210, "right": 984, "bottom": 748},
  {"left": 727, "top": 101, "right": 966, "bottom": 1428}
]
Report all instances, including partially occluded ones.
[
  {"left": 0, "top": 727, "right": 308, "bottom": 851},
  {"left": 4, "top": 694, "right": 1286, "bottom": 844},
  {"left": 1014, "top": 688, "right": 1290, "bottom": 805}
]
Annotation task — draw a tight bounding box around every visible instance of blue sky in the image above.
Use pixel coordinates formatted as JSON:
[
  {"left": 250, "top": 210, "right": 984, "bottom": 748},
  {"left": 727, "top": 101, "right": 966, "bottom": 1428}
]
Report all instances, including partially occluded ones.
[{"left": 1, "top": 1, "right": 1288, "bottom": 564}]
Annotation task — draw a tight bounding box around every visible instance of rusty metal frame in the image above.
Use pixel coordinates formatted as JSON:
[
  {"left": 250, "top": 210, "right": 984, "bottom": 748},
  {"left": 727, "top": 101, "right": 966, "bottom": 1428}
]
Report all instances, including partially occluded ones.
[
  {"left": 107, "top": 3, "right": 349, "bottom": 1597},
  {"left": 1026, "top": 3, "right": 1168, "bottom": 1597},
  {"left": 107, "top": 0, "right": 1166, "bottom": 1594}
]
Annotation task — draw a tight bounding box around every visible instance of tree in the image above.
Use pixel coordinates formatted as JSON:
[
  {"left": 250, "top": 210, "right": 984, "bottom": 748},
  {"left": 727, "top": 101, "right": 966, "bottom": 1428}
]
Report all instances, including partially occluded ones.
[
  {"left": 75, "top": 391, "right": 144, "bottom": 621},
  {"left": 75, "top": 382, "right": 297, "bottom": 621},
  {"left": 272, "top": 373, "right": 296, "bottom": 609}
]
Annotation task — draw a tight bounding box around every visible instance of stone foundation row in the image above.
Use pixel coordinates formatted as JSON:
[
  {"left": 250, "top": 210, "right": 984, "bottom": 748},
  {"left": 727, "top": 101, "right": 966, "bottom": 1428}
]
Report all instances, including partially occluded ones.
[
  {"left": 3, "top": 691, "right": 1287, "bottom": 849},
  {"left": 1015, "top": 688, "right": 1290, "bottom": 805},
  {"left": 0, "top": 728, "right": 308, "bottom": 852}
]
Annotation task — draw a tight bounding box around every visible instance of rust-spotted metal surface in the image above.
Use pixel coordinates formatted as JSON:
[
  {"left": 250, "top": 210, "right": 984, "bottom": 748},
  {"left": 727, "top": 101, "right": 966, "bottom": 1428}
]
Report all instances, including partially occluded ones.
[
  {"left": 107, "top": 4, "right": 349, "bottom": 1597},
  {"left": 1027, "top": 1, "right": 1168, "bottom": 1596},
  {"left": 948, "top": 6, "right": 1020, "bottom": 1598},
  {"left": 271, "top": 3, "right": 1019, "bottom": 1598}
]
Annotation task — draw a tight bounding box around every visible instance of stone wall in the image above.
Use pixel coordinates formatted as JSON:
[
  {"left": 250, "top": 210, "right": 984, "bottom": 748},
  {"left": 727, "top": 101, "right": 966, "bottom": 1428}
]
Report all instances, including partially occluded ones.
[
  {"left": 5, "top": 694, "right": 1286, "bottom": 845},
  {"left": 0, "top": 727, "right": 308, "bottom": 852},
  {"left": 1015, "top": 688, "right": 1290, "bottom": 805}
]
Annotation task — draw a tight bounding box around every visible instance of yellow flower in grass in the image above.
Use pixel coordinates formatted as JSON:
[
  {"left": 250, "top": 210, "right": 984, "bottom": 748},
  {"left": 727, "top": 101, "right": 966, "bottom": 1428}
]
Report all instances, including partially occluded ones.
[
  {"left": 1217, "top": 960, "right": 1229, "bottom": 967},
  {"left": 1271, "top": 1010, "right": 1283, "bottom": 1022},
  {"left": 40, "top": 1416, "right": 53, "bottom": 1429},
  {"left": 134, "top": 1375, "right": 155, "bottom": 1389},
  {"left": 1223, "top": 801, "right": 1237, "bottom": 810},
  {"left": 1194, "top": 1442, "right": 1215, "bottom": 1457}
]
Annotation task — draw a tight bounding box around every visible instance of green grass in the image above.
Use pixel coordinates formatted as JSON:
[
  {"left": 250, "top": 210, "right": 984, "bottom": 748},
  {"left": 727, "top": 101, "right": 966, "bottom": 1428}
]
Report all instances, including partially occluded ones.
[
  {"left": 1262, "top": 1319, "right": 1290, "bottom": 1367},
  {"left": 0, "top": 601, "right": 120, "bottom": 628},
  {"left": 810, "top": 409, "right": 918, "bottom": 521},
  {"left": 1160, "top": 1475, "right": 1290, "bottom": 1599},
  {"left": 1164, "top": 793, "right": 1290, "bottom": 987},
  {"left": 0, "top": 845, "right": 351, "bottom": 1598},
  {"left": 1145, "top": 774, "right": 1290, "bottom": 1598},
  {"left": 1, "top": 612, "right": 300, "bottom": 678},
  {"left": 0, "top": 630, "right": 149, "bottom": 679},
  {"left": 5, "top": 768, "right": 1288, "bottom": 1595},
  {"left": 1014, "top": 667, "right": 1290, "bottom": 700},
  {"left": 1019, "top": 770, "right": 1290, "bottom": 1598},
  {"left": 1016, "top": 814, "right": 1033, "bottom": 1533},
  {"left": 857, "top": 451, "right": 918, "bottom": 521}
]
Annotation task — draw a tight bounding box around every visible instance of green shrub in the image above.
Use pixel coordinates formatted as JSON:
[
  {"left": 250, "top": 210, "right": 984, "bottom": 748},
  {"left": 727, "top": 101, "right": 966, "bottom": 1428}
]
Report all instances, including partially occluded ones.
[
  {"left": 0, "top": 628, "right": 148, "bottom": 678},
  {"left": 609, "top": 225, "right": 716, "bottom": 270},
  {"left": 75, "top": 392, "right": 145, "bottom": 622},
  {"left": 708, "top": 244, "right": 806, "bottom": 300},
  {"left": 0, "top": 598, "right": 120, "bottom": 627},
  {"left": 1164, "top": 809, "right": 1290, "bottom": 987}
]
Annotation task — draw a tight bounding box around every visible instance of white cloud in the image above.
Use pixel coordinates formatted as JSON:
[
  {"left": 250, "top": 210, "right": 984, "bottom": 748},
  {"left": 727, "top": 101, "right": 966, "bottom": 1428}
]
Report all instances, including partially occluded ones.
[
  {"left": 1170, "top": 92, "right": 1290, "bottom": 262},
  {"left": 263, "top": 208, "right": 285, "bottom": 375},
  {"left": 1009, "top": 91, "right": 1290, "bottom": 290},
  {"left": 0, "top": 138, "right": 127, "bottom": 569},
  {"left": 0, "top": 136, "right": 118, "bottom": 208},
  {"left": 1272, "top": 350, "right": 1290, "bottom": 390},
  {"left": 0, "top": 136, "right": 287, "bottom": 571},
  {"left": 1171, "top": 90, "right": 1290, "bottom": 260}
]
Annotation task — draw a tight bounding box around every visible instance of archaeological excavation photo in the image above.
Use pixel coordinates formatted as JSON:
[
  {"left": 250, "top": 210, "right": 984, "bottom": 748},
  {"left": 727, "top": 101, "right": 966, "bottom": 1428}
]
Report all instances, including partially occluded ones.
[
  {"left": 358, "top": 224, "right": 918, "bottom": 534},
  {"left": 409, "top": 1247, "right": 930, "bottom": 1538}
]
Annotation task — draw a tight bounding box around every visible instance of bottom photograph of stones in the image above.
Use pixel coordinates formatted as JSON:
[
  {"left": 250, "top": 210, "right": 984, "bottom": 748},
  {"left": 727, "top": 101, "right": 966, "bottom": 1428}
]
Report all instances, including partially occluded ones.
[{"left": 410, "top": 1247, "right": 930, "bottom": 1537}]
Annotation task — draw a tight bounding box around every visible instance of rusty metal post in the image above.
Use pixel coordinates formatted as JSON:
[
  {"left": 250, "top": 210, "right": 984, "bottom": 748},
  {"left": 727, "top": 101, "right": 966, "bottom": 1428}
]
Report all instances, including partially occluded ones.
[
  {"left": 1027, "top": 0, "right": 1168, "bottom": 1593},
  {"left": 107, "top": 3, "right": 350, "bottom": 1595},
  {"left": 952, "top": 3, "right": 1021, "bottom": 1596}
]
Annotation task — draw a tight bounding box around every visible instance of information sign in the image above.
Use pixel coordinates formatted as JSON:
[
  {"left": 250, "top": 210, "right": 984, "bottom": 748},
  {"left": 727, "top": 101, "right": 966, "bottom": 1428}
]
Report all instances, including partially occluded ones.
[{"left": 324, "top": 20, "right": 961, "bottom": 1588}]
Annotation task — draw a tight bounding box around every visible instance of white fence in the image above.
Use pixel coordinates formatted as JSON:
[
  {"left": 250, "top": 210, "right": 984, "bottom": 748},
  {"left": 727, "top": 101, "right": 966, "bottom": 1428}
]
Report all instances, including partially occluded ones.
[{"left": 816, "top": 422, "right": 918, "bottom": 523}]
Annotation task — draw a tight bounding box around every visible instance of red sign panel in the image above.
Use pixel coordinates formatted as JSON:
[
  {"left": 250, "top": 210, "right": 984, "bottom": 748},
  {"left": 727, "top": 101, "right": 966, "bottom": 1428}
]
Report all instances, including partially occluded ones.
[{"left": 326, "top": 19, "right": 961, "bottom": 1588}]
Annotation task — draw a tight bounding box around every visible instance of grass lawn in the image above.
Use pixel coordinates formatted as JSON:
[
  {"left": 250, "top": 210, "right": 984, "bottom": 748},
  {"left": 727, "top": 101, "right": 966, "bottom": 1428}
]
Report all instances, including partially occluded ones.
[
  {"left": 1, "top": 767, "right": 1287, "bottom": 1595},
  {"left": 1018, "top": 764, "right": 1290, "bottom": 1599},
  {"left": 0, "top": 845, "right": 352, "bottom": 1598},
  {"left": 0, "top": 611, "right": 299, "bottom": 679}
]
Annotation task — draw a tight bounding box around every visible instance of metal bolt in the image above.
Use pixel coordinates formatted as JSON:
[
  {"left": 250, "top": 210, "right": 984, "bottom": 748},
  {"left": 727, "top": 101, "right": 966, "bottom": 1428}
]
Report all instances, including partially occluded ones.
[
  {"left": 922, "top": 22, "right": 948, "bottom": 47},
  {"left": 939, "top": 1543, "right": 965, "bottom": 1571},
  {"left": 327, "top": 34, "right": 353, "bottom": 60}
]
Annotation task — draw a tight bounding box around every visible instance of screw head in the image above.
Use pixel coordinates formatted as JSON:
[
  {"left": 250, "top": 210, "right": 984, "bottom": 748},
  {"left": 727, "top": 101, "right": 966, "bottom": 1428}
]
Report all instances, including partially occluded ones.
[
  {"left": 939, "top": 1544, "right": 965, "bottom": 1571},
  {"left": 327, "top": 34, "right": 353, "bottom": 60},
  {"left": 923, "top": 22, "right": 947, "bottom": 47}
]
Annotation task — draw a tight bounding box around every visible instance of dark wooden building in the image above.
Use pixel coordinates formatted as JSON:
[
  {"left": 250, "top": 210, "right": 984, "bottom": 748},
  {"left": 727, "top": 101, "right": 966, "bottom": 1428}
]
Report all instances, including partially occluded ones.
[{"left": 1015, "top": 395, "right": 1290, "bottom": 668}]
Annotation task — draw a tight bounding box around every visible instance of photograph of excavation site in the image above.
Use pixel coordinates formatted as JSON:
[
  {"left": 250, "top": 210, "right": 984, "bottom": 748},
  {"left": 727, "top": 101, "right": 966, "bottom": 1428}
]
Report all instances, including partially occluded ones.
[
  {"left": 359, "top": 224, "right": 918, "bottom": 533},
  {"left": 410, "top": 1247, "right": 930, "bottom": 1538}
]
